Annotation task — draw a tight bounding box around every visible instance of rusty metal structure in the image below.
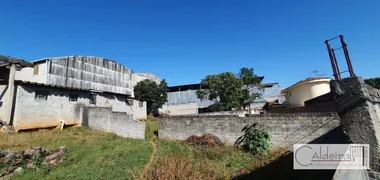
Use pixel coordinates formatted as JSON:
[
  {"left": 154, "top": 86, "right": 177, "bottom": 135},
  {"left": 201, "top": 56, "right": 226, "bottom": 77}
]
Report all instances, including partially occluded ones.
[{"left": 325, "top": 35, "right": 356, "bottom": 80}]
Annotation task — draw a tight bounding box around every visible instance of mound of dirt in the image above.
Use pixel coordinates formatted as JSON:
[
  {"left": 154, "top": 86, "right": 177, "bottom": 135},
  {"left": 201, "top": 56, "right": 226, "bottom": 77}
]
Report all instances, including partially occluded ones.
[{"left": 184, "top": 133, "right": 223, "bottom": 147}]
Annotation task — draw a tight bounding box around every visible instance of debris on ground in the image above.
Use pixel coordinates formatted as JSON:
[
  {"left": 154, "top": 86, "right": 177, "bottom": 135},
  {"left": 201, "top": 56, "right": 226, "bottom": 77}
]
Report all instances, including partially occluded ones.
[
  {"left": 184, "top": 133, "right": 223, "bottom": 147},
  {"left": 0, "top": 120, "right": 14, "bottom": 133},
  {"left": 0, "top": 146, "right": 67, "bottom": 178}
]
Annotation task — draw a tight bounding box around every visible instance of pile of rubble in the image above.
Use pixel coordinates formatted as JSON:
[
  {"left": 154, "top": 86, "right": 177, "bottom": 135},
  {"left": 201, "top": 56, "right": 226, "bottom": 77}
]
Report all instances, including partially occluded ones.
[
  {"left": 184, "top": 133, "right": 224, "bottom": 147},
  {"left": 0, "top": 146, "right": 67, "bottom": 178}
]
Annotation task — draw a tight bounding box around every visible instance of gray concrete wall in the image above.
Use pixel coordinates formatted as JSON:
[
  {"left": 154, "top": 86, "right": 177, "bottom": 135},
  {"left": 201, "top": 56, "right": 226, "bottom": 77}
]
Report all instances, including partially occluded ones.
[
  {"left": 159, "top": 112, "right": 340, "bottom": 148},
  {"left": 13, "top": 84, "right": 89, "bottom": 129},
  {"left": 160, "top": 102, "right": 198, "bottom": 115},
  {"left": 366, "top": 84, "right": 380, "bottom": 123},
  {"left": 331, "top": 77, "right": 380, "bottom": 173},
  {"left": 198, "top": 110, "right": 248, "bottom": 117},
  {"left": 0, "top": 84, "right": 7, "bottom": 120},
  {"left": 83, "top": 107, "right": 145, "bottom": 139},
  {"left": 12, "top": 83, "right": 146, "bottom": 130},
  {"left": 110, "top": 96, "right": 147, "bottom": 120}
]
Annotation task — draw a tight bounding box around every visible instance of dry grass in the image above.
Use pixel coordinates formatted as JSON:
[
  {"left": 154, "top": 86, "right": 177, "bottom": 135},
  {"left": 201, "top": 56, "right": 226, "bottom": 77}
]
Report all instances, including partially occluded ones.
[
  {"left": 132, "top": 148, "right": 289, "bottom": 180},
  {"left": 132, "top": 156, "right": 231, "bottom": 180},
  {"left": 134, "top": 138, "right": 290, "bottom": 180}
]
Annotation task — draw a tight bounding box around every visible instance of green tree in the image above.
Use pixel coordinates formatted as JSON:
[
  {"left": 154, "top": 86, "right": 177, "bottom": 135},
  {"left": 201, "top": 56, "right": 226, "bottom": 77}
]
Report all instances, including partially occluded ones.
[
  {"left": 196, "top": 67, "right": 262, "bottom": 112},
  {"left": 237, "top": 68, "right": 262, "bottom": 111},
  {"left": 134, "top": 79, "right": 168, "bottom": 115},
  {"left": 196, "top": 72, "right": 243, "bottom": 111},
  {"left": 365, "top": 77, "right": 380, "bottom": 89}
]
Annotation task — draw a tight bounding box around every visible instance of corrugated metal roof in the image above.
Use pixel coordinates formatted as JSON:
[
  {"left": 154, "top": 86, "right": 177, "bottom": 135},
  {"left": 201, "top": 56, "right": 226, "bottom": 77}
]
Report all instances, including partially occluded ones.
[
  {"left": 167, "top": 83, "right": 285, "bottom": 106},
  {"left": 167, "top": 90, "right": 216, "bottom": 107}
]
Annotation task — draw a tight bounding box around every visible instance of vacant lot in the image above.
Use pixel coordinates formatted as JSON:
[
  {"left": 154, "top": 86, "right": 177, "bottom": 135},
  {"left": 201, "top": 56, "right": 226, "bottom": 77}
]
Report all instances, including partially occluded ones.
[
  {"left": 0, "top": 118, "right": 286, "bottom": 179},
  {"left": 0, "top": 127, "right": 152, "bottom": 180}
]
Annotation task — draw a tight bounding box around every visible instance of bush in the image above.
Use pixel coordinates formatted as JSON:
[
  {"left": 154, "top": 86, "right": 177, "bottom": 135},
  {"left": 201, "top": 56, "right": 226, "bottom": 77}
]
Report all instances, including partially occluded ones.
[
  {"left": 365, "top": 77, "right": 380, "bottom": 89},
  {"left": 235, "top": 123, "right": 270, "bottom": 155}
]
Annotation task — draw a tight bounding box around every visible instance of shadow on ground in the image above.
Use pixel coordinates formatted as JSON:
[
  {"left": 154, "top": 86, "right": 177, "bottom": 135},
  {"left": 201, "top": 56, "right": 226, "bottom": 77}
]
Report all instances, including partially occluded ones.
[{"left": 234, "top": 126, "right": 349, "bottom": 180}]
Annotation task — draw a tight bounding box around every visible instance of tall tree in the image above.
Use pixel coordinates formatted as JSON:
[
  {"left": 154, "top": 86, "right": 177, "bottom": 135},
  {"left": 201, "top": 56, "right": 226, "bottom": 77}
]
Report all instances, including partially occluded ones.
[
  {"left": 196, "top": 72, "right": 243, "bottom": 111},
  {"left": 196, "top": 67, "right": 262, "bottom": 112},
  {"left": 237, "top": 68, "right": 262, "bottom": 111},
  {"left": 134, "top": 79, "right": 168, "bottom": 115},
  {"left": 365, "top": 77, "right": 380, "bottom": 89}
]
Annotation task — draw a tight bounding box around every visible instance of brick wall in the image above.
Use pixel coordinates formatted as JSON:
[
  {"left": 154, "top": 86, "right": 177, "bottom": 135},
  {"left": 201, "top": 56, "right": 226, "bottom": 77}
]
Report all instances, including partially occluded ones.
[
  {"left": 83, "top": 107, "right": 145, "bottom": 139},
  {"left": 159, "top": 112, "right": 340, "bottom": 148}
]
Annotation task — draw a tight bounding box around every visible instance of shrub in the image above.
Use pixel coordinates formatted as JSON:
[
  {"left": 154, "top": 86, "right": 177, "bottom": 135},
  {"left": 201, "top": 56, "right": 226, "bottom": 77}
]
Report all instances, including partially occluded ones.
[
  {"left": 365, "top": 77, "right": 380, "bottom": 89},
  {"left": 235, "top": 123, "right": 270, "bottom": 155}
]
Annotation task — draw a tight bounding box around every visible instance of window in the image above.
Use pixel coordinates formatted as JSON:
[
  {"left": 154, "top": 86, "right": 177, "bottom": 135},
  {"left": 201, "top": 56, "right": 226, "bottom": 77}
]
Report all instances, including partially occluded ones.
[
  {"left": 35, "top": 90, "right": 48, "bottom": 100},
  {"left": 90, "top": 94, "right": 97, "bottom": 104},
  {"left": 289, "top": 92, "right": 292, "bottom": 97},
  {"left": 69, "top": 93, "right": 78, "bottom": 101},
  {"left": 33, "top": 64, "right": 39, "bottom": 75},
  {"left": 139, "top": 101, "right": 144, "bottom": 107}
]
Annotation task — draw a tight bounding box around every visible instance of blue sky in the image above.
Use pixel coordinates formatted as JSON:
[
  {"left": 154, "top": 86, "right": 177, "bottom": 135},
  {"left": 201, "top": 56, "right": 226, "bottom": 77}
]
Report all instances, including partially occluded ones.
[{"left": 1, "top": 0, "right": 379, "bottom": 87}]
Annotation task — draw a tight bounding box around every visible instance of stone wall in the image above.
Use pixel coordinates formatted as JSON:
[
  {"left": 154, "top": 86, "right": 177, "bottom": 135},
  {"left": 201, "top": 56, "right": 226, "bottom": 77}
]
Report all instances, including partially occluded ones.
[
  {"left": 83, "top": 107, "right": 145, "bottom": 139},
  {"left": 159, "top": 112, "right": 340, "bottom": 148}
]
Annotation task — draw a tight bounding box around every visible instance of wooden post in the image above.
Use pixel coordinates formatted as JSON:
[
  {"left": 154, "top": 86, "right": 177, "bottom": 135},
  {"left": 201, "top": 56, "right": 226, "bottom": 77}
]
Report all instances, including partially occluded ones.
[{"left": 4, "top": 63, "right": 16, "bottom": 125}]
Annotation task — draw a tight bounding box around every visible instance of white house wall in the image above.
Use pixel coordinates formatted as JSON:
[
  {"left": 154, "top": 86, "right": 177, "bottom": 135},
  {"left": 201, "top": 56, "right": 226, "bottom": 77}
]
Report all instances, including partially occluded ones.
[
  {"left": 132, "top": 73, "right": 161, "bottom": 87},
  {"left": 285, "top": 82, "right": 330, "bottom": 106},
  {"left": 15, "top": 62, "right": 47, "bottom": 83}
]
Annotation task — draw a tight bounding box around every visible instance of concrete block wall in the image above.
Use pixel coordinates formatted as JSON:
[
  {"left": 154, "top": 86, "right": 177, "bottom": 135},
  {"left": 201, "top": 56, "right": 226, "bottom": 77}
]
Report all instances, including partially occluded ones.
[
  {"left": 0, "top": 84, "right": 8, "bottom": 120},
  {"left": 12, "top": 83, "right": 146, "bottom": 131},
  {"left": 13, "top": 84, "right": 89, "bottom": 129},
  {"left": 159, "top": 112, "right": 340, "bottom": 148},
  {"left": 83, "top": 107, "right": 145, "bottom": 139},
  {"left": 198, "top": 110, "right": 248, "bottom": 117},
  {"left": 110, "top": 95, "right": 147, "bottom": 120}
]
